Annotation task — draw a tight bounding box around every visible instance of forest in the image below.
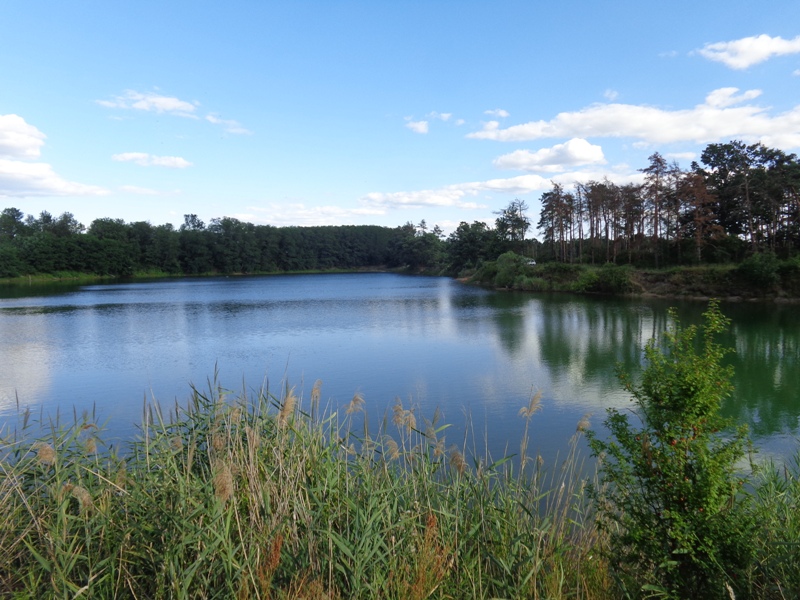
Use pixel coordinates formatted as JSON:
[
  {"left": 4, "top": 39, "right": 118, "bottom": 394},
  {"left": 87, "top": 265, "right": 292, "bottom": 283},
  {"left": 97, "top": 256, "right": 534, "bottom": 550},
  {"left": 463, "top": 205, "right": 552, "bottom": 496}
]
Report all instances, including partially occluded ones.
[{"left": 0, "top": 140, "right": 798, "bottom": 279}]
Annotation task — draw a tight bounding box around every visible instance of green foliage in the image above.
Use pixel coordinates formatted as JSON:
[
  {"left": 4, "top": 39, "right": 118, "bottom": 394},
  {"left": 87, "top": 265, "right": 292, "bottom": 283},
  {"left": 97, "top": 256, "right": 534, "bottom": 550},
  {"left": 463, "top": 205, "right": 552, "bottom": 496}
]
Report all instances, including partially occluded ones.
[
  {"left": 589, "top": 263, "right": 633, "bottom": 294},
  {"left": 494, "top": 251, "right": 528, "bottom": 288},
  {"left": 587, "top": 300, "right": 753, "bottom": 599},
  {"left": 748, "top": 454, "right": 800, "bottom": 597},
  {"left": 736, "top": 252, "right": 780, "bottom": 290}
]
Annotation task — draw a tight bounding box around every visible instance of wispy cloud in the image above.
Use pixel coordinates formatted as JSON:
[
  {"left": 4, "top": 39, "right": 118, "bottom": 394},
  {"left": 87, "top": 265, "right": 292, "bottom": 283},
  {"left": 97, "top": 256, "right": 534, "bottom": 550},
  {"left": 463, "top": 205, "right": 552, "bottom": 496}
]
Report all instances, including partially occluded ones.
[
  {"left": 362, "top": 169, "right": 644, "bottom": 212},
  {"left": 467, "top": 88, "right": 800, "bottom": 149},
  {"left": 112, "top": 152, "right": 193, "bottom": 168},
  {"left": 239, "top": 203, "right": 384, "bottom": 227},
  {"left": 427, "top": 111, "right": 452, "bottom": 121},
  {"left": 493, "top": 138, "right": 606, "bottom": 173},
  {"left": 205, "top": 114, "right": 252, "bottom": 135},
  {"left": 484, "top": 109, "right": 510, "bottom": 118},
  {"left": 603, "top": 89, "right": 619, "bottom": 101},
  {"left": 119, "top": 185, "right": 179, "bottom": 196},
  {"left": 405, "top": 120, "right": 429, "bottom": 134},
  {"left": 697, "top": 34, "right": 800, "bottom": 70},
  {"left": 97, "top": 90, "right": 199, "bottom": 117}
]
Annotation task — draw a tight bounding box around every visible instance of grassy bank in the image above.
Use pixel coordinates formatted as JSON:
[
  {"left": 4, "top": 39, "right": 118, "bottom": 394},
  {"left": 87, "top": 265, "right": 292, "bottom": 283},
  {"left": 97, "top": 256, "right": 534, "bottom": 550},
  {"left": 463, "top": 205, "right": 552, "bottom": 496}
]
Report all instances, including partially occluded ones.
[
  {"left": 2, "top": 382, "right": 799, "bottom": 599},
  {"left": 471, "top": 252, "right": 800, "bottom": 300}
]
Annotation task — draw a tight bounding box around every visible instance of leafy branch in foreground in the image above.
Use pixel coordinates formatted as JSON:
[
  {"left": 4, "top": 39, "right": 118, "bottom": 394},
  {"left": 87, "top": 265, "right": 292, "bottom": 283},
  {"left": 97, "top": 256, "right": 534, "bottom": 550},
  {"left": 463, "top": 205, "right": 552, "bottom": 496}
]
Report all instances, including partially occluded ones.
[{"left": 587, "top": 300, "right": 753, "bottom": 600}]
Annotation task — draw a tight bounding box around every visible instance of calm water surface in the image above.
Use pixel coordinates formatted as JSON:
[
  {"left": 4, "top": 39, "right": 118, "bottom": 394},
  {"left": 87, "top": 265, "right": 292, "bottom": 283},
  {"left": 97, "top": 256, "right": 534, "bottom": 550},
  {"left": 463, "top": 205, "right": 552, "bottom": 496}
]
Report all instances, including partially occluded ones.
[{"left": 1, "top": 273, "right": 798, "bottom": 463}]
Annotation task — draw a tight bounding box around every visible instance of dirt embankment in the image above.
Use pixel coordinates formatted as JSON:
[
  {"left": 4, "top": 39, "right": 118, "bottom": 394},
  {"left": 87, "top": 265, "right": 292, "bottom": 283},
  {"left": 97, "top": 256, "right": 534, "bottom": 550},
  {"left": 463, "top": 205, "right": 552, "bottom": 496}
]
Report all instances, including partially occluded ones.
[{"left": 629, "top": 266, "right": 800, "bottom": 302}]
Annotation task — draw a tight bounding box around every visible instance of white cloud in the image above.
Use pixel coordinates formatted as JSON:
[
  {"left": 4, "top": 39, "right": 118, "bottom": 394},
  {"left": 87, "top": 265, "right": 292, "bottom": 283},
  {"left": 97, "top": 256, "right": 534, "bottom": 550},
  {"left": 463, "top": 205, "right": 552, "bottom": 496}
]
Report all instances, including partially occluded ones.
[
  {"left": 0, "top": 159, "right": 107, "bottom": 197},
  {"left": 205, "top": 114, "right": 252, "bottom": 135},
  {"left": 493, "top": 138, "right": 606, "bottom": 172},
  {"left": 0, "top": 114, "right": 46, "bottom": 159},
  {"left": 665, "top": 152, "right": 696, "bottom": 162},
  {"left": 112, "top": 152, "right": 193, "bottom": 168},
  {"left": 467, "top": 88, "right": 800, "bottom": 149},
  {"left": 427, "top": 111, "right": 452, "bottom": 121},
  {"left": 455, "top": 119, "right": 466, "bottom": 126},
  {"left": 794, "top": 69, "right": 800, "bottom": 77},
  {"left": 406, "top": 120, "right": 429, "bottom": 134},
  {"left": 97, "top": 90, "right": 199, "bottom": 117},
  {"left": 362, "top": 170, "right": 646, "bottom": 212},
  {"left": 603, "top": 89, "right": 619, "bottom": 101},
  {"left": 119, "top": 185, "right": 178, "bottom": 196},
  {"left": 240, "top": 203, "right": 385, "bottom": 227},
  {"left": 0, "top": 114, "right": 107, "bottom": 197},
  {"left": 704, "top": 87, "right": 762, "bottom": 108},
  {"left": 698, "top": 34, "right": 800, "bottom": 70},
  {"left": 485, "top": 109, "right": 510, "bottom": 118}
]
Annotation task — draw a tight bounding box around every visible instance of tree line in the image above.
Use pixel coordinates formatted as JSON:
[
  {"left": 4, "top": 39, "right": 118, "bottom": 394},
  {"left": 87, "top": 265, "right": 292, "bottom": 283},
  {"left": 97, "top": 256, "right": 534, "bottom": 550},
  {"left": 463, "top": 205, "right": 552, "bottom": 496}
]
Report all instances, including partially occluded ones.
[
  {"left": 2, "top": 139, "right": 797, "bottom": 279},
  {"left": 537, "top": 140, "right": 800, "bottom": 266},
  {"left": 0, "top": 199, "right": 534, "bottom": 278}
]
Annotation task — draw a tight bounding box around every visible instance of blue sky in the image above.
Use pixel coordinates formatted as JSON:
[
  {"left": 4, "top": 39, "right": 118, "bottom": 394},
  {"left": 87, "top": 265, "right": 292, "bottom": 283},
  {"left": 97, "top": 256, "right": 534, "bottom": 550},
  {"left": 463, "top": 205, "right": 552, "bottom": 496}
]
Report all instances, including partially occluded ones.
[{"left": 2, "top": 1, "right": 800, "bottom": 235}]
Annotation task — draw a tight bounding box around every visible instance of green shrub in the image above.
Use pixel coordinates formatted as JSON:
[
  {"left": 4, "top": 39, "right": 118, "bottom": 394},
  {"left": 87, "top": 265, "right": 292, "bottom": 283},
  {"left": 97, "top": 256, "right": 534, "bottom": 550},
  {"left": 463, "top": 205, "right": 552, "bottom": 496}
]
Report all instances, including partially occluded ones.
[
  {"left": 494, "top": 251, "right": 527, "bottom": 288},
  {"left": 736, "top": 252, "right": 780, "bottom": 290},
  {"left": 572, "top": 269, "right": 599, "bottom": 293},
  {"left": 587, "top": 300, "right": 753, "bottom": 599}
]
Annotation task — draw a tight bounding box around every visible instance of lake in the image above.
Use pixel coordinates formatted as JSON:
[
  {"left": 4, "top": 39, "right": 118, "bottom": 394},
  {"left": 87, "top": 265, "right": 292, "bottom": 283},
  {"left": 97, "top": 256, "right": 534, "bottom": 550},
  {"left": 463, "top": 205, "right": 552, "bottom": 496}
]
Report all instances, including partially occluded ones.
[{"left": 1, "top": 273, "right": 798, "bottom": 464}]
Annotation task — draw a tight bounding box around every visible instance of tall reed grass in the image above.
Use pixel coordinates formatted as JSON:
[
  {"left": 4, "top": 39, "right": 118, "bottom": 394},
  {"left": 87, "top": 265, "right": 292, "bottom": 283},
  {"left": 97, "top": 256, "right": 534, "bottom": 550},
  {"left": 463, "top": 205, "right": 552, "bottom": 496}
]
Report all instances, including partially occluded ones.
[{"left": 0, "top": 382, "right": 610, "bottom": 599}]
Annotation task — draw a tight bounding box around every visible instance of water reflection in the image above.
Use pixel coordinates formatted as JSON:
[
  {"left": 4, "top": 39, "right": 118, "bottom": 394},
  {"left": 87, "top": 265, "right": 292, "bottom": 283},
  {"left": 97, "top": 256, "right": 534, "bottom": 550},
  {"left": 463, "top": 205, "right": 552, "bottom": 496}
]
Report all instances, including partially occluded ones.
[{"left": 1, "top": 275, "right": 798, "bottom": 462}]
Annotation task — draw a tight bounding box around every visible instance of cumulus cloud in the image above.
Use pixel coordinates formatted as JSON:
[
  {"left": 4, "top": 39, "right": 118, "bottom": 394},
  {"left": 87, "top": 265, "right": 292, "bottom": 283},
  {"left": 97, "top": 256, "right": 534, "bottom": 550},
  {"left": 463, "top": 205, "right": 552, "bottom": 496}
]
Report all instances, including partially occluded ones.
[
  {"left": 467, "top": 88, "right": 800, "bottom": 149},
  {"left": 205, "top": 114, "right": 252, "bottom": 135},
  {"left": 362, "top": 170, "right": 645, "bottom": 212},
  {"left": 97, "top": 90, "right": 199, "bottom": 117},
  {"left": 0, "top": 114, "right": 46, "bottom": 159},
  {"left": 239, "top": 203, "right": 385, "bottom": 227},
  {"left": 0, "top": 159, "right": 107, "bottom": 197},
  {"left": 112, "top": 152, "right": 193, "bottom": 168},
  {"left": 698, "top": 34, "right": 800, "bottom": 70},
  {"left": 485, "top": 109, "right": 510, "bottom": 118},
  {"left": 0, "top": 114, "right": 107, "bottom": 197},
  {"left": 493, "top": 138, "right": 606, "bottom": 172},
  {"left": 406, "top": 120, "right": 429, "bottom": 134}
]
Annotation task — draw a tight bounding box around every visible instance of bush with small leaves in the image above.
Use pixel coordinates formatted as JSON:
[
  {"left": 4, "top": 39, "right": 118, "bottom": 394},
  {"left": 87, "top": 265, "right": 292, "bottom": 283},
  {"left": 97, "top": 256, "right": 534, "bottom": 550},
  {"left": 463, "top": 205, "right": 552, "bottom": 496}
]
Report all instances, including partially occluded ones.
[{"left": 587, "top": 300, "right": 753, "bottom": 599}]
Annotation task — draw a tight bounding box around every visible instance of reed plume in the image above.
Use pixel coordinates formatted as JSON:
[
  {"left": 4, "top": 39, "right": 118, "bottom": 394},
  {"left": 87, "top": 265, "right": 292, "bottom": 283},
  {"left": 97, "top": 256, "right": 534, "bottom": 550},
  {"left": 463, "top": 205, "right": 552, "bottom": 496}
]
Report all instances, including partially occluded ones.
[
  {"left": 213, "top": 461, "right": 234, "bottom": 503},
  {"left": 35, "top": 442, "right": 56, "bottom": 466},
  {"left": 519, "top": 389, "right": 543, "bottom": 419},
  {"left": 278, "top": 388, "right": 297, "bottom": 427}
]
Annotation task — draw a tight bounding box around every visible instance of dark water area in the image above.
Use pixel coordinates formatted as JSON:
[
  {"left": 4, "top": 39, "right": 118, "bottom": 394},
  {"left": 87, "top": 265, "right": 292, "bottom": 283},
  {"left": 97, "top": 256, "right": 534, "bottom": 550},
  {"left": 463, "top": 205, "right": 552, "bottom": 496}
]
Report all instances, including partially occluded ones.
[{"left": 1, "top": 273, "right": 798, "bottom": 465}]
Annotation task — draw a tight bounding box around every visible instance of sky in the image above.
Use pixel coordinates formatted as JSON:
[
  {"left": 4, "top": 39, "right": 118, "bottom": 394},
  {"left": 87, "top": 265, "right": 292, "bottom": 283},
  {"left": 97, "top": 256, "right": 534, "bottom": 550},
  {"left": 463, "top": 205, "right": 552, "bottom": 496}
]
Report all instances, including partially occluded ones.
[{"left": 2, "top": 1, "right": 800, "bottom": 236}]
